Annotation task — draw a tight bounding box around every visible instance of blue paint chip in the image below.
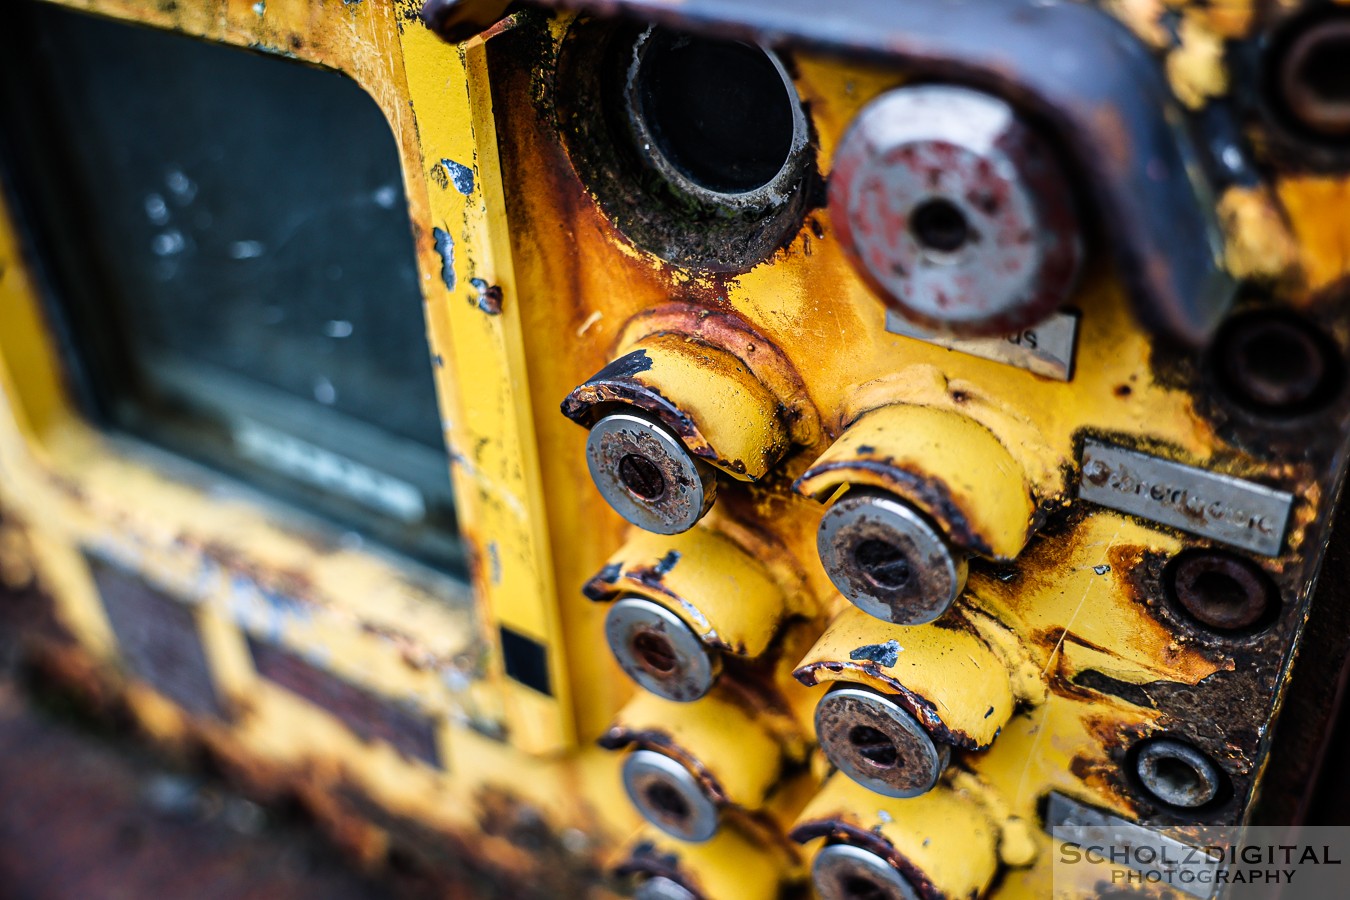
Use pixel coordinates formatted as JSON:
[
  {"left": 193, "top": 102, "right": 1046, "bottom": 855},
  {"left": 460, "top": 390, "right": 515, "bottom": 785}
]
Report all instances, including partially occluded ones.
[
  {"left": 432, "top": 227, "right": 455, "bottom": 290},
  {"left": 849, "top": 640, "right": 901, "bottom": 668},
  {"left": 441, "top": 158, "right": 475, "bottom": 195}
]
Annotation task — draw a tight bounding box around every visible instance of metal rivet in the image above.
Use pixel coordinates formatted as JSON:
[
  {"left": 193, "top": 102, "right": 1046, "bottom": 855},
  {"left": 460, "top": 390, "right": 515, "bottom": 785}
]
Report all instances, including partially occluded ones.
[
  {"left": 605, "top": 597, "right": 720, "bottom": 702},
  {"left": 812, "top": 843, "right": 920, "bottom": 900},
  {"left": 1134, "top": 738, "right": 1224, "bottom": 808},
  {"left": 815, "top": 685, "right": 950, "bottom": 798},
  {"left": 829, "top": 84, "right": 1081, "bottom": 336},
  {"left": 1166, "top": 550, "right": 1275, "bottom": 632},
  {"left": 621, "top": 749, "right": 720, "bottom": 843},
  {"left": 817, "top": 489, "right": 967, "bottom": 625},
  {"left": 635, "top": 875, "right": 699, "bottom": 900},
  {"left": 586, "top": 413, "right": 717, "bottom": 534}
]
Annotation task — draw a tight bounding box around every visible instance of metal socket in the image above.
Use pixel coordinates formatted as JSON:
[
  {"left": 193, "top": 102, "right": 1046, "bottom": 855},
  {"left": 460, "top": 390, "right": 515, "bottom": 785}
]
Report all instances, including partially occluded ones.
[
  {"left": 605, "top": 596, "right": 721, "bottom": 702},
  {"left": 1166, "top": 550, "right": 1275, "bottom": 632},
  {"left": 829, "top": 84, "right": 1081, "bottom": 336},
  {"left": 586, "top": 412, "right": 717, "bottom": 534},
  {"left": 812, "top": 843, "right": 919, "bottom": 900},
  {"left": 622, "top": 749, "right": 720, "bottom": 843},
  {"left": 817, "top": 489, "right": 968, "bottom": 625},
  {"left": 814, "top": 684, "right": 950, "bottom": 798},
  {"left": 1134, "top": 738, "right": 1225, "bottom": 809},
  {"left": 1275, "top": 12, "right": 1350, "bottom": 139}
]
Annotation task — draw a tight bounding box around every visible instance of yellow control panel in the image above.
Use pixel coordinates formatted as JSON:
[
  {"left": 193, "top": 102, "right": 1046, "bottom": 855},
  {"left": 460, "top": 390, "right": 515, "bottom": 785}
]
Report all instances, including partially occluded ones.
[{"left": 1, "top": 0, "right": 1349, "bottom": 898}]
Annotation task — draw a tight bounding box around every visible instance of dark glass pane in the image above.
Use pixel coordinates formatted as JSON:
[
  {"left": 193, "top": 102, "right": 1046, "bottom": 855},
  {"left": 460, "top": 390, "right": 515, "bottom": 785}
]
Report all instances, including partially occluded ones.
[{"left": 0, "top": 2, "right": 463, "bottom": 574}]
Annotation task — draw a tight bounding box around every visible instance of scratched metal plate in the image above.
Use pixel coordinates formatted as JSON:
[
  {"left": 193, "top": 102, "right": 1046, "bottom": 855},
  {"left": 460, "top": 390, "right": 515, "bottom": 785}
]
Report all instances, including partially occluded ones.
[
  {"left": 1078, "top": 440, "right": 1295, "bottom": 556},
  {"left": 88, "top": 553, "right": 226, "bottom": 719},
  {"left": 246, "top": 635, "right": 442, "bottom": 769}
]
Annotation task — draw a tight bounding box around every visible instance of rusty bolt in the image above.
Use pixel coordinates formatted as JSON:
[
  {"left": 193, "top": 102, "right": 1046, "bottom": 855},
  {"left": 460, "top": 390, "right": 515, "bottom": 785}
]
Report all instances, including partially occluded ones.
[
  {"left": 812, "top": 844, "right": 919, "bottom": 900},
  {"left": 817, "top": 489, "right": 968, "bottom": 625},
  {"left": 605, "top": 596, "right": 721, "bottom": 702},
  {"left": 828, "top": 84, "right": 1082, "bottom": 336},
  {"left": 586, "top": 412, "right": 717, "bottom": 534},
  {"left": 1133, "top": 738, "right": 1225, "bottom": 809},
  {"left": 1214, "top": 311, "right": 1339, "bottom": 415},
  {"left": 1273, "top": 11, "right": 1350, "bottom": 139},
  {"left": 419, "top": 0, "right": 512, "bottom": 44},
  {"left": 635, "top": 876, "right": 699, "bottom": 900},
  {"left": 1166, "top": 550, "right": 1275, "bottom": 632},
  {"left": 622, "top": 749, "right": 720, "bottom": 843},
  {"left": 814, "top": 685, "right": 950, "bottom": 799}
]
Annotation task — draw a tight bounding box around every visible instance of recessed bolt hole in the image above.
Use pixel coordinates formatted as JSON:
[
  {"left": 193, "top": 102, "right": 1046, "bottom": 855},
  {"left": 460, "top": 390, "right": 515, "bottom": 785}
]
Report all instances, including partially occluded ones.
[
  {"left": 631, "top": 631, "right": 679, "bottom": 676},
  {"left": 618, "top": 453, "right": 667, "bottom": 500},
  {"left": 644, "top": 781, "right": 690, "bottom": 822},
  {"left": 848, "top": 725, "right": 900, "bottom": 769},
  {"left": 910, "top": 198, "right": 970, "bottom": 253},
  {"left": 842, "top": 875, "right": 889, "bottom": 900},
  {"left": 853, "top": 539, "right": 911, "bottom": 590},
  {"left": 1273, "top": 13, "right": 1350, "bottom": 138},
  {"left": 1168, "top": 550, "right": 1275, "bottom": 632},
  {"left": 1214, "top": 311, "right": 1340, "bottom": 416}
]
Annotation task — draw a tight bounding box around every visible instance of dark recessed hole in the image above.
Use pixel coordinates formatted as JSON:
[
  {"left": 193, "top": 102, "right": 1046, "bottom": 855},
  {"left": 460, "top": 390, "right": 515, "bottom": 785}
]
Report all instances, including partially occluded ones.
[
  {"left": 631, "top": 630, "right": 678, "bottom": 675},
  {"left": 618, "top": 453, "right": 666, "bottom": 500},
  {"left": 842, "top": 875, "right": 889, "bottom": 900},
  {"left": 644, "top": 781, "right": 690, "bottom": 822},
  {"left": 910, "top": 198, "right": 970, "bottom": 253},
  {"left": 853, "top": 539, "right": 911, "bottom": 591},
  {"left": 848, "top": 725, "right": 899, "bottom": 769},
  {"left": 1272, "top": 12, "right": 1350, "bottom": 139},
  {"left": 634, "top": 30, "right": 796, "bottom": 194},
  {"left": 1212, "top": 310, "right": 1342, "bottom": 417},
  {"left": 1166, "top": 549, "right": 1277, "bottom": 633}
]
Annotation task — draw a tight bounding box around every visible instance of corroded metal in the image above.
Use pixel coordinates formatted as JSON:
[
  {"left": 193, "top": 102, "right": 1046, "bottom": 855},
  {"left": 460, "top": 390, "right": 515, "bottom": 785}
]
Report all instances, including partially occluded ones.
[
  {"left": 830, "top": 85, "right": 1081, "bottom": 336},
  {"left": 813, "top": 684, "right": 950, "bottom": 798},
  {"left": 585, "top": 412, "right": 718, "bottom": 534}
]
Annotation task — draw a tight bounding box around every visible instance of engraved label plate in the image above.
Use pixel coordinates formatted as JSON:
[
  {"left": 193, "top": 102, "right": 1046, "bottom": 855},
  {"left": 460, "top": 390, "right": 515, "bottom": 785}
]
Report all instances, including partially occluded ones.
[
  {"left": 247, "top": 635, "right": 442, "bottom": 768},
  {"left": 1079, "top": 440, "right": 1294, "bottom": 556},
  {"left": 884, "top": 310, "right": 1079, "bottom": 381},
  {"left": 88, "top": 553, "right": 226, "bottom": 719}
]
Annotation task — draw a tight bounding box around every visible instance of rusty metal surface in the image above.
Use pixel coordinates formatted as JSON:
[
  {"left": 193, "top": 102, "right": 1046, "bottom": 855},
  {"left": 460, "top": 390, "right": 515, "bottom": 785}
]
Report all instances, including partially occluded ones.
[
  {"left": 526, "top": 0, "right": 1236, "bottom": 345},
  {"left": 0, "top": 683, "right": 424, "bottom": 900}
]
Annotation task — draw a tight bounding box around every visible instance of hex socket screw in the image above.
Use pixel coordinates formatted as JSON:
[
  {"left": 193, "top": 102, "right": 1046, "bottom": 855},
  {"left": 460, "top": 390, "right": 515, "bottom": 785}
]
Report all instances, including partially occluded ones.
[
  {"left": 812, "top": 843, "right": 920, "bottom": 900},
  {"left": 829, "top": 84, "right": 1082, "bottom": 336},
  {"left": 586, "top": 412, "right": 717, "bottom": 534},
  {"left": 1133, "top": 738, "right": 1226, "bottom": 809},
  {"left": 605, "top": 596, "right": 721, "bottom": 702},
  {"left": 621, "top": 749, "right": 721, "bottom": 843},
  {"left": 814, "top": 684, "right": 950, "bottom": 798},
  {"left": 817, "top": 488, "right": 968, "bottom": 625}
]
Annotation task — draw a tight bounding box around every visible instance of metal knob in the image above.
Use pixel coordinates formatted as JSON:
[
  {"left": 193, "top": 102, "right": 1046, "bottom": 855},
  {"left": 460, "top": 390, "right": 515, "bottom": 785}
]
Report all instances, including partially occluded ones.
[
  {"left": 621, "top": 749, "right": 720, "bottom": 843},
  {"left": 817, "top": 489, "right": 968, "bottom": 625},
  {"left": 585, "top": 412, "right": 717, "bottom": 534},
  {"left": 605, "top": 597, "right": 720, "bottom": 702},
  {"left": 814, "top": 685, "right": 950, "bottom": 798},
  {"left": 812, "top": 843, "right": 920, "bottom": 900},
  {"left": 829, "top": 84, "right": 1082, "bottom": 336}
]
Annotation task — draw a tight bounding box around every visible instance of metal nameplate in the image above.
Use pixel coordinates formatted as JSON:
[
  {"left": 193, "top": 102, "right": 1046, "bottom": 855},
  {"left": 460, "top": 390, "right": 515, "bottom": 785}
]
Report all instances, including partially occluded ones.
[
  {"left": 1044, "top": 792, "right": 1218, "bottom": 900},
  {"left": 1079, "top": 441, "right": 1293, "bottom": 556},
  {"left": 884, "top": 310, "right": 1079, "bottom": 381}
]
